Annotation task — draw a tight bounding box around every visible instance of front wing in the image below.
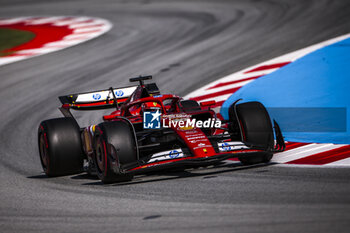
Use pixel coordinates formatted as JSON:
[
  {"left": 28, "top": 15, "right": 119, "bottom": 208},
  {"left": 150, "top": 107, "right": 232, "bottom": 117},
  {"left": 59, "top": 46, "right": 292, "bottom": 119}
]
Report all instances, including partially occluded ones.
[{"left": 123, "top": 147, "right": 268, "bottom": 175}]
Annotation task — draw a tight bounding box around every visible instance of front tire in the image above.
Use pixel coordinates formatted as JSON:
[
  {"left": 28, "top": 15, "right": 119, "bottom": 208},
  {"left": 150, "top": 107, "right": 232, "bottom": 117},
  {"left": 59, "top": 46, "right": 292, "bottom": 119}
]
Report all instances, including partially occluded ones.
[
  {"left": 230, "top": 101, "right": 274, "bottom": 165},
  {"left": 38, "top": 118, "right": 84, "bottom": 176},
  {"left": 94, "top": 120, "right": 137, "bottom": 184}
]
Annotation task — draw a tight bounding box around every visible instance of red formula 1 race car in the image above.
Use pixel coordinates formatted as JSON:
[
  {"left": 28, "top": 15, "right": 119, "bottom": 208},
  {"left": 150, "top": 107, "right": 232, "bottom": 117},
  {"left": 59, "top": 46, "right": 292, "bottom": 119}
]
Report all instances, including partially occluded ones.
[{"left": 38, "top": 76, "right": 285, "bottom": 183}]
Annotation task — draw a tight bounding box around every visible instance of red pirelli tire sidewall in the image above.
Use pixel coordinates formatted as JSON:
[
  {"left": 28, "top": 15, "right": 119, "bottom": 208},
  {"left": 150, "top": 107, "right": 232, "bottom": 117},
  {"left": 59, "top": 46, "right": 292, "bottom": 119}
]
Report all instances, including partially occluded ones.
[{"left": 37, "top": 118, "right": 84, "bottom": 176}]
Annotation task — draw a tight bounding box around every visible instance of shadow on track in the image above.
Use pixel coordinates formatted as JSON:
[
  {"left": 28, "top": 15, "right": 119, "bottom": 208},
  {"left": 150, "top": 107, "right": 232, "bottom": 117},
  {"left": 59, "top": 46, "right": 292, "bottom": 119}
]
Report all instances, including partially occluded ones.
[
  {"left": 79, "top": 162, "right": 277, "bottom": 186},
  {"left": 27, "top": 174, "right": 48, "bottom": 179}
]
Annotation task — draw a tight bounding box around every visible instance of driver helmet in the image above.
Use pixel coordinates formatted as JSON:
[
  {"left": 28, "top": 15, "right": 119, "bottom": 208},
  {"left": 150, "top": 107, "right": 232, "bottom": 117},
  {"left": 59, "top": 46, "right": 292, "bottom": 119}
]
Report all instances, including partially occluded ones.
[{"left": 142, "top": 102, "right": 162, "bottom": 112}]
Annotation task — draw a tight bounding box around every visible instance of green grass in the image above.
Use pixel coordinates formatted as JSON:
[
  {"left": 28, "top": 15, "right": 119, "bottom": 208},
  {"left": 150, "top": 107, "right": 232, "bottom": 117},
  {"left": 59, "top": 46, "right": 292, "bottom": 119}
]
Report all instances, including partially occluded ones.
[{"left": 0, "top": 28, "right": 35, "bottom": 56}]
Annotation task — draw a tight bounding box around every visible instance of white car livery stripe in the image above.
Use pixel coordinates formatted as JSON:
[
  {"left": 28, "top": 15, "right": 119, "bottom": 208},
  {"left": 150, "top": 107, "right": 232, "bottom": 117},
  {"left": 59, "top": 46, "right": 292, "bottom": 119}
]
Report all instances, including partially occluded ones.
[{"left": 148, "top": 149, "right": 184, "bottom": 163}]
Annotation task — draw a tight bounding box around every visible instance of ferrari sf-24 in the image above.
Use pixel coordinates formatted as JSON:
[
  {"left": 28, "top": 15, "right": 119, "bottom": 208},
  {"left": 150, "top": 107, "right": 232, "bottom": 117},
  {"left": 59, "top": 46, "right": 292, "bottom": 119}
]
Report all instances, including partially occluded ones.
[{"left": 38, "top": 76, "right": 285, "bottom": 183}]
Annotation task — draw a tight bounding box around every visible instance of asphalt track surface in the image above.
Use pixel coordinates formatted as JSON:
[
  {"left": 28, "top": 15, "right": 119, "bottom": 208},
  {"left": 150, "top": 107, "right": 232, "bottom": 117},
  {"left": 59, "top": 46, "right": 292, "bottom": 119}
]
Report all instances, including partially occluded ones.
[{"left": 1, "top": 0, "right": 350, "bottom": 232}]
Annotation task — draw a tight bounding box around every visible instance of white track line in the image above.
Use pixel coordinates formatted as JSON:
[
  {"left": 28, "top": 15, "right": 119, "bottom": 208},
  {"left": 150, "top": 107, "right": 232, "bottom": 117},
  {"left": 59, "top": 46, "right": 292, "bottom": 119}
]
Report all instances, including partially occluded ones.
[
  {"left": 184, "top": 33, "right": 350, "bottom": 100},
  {"left": 272, "top": 144, "right": 344, "bottom": 163},
  {"left": 0, "top": 17, "right": 29, "bottom": 25},
  {"left": 207, "top": 94, "right": 233, "bottom": 103},
  {"left": 24, "top": 17, "right": 66, "bottom": 25},
  {"left": 74, "top": 27, "right": 103, "bottom": 33},
  {"left": 326, "top": 157, "right": 350, "bottom": 166},
  {"left": 15, "top": 48, "right": 59, "bottom": 54},
  {"left": 196, "top": 80, "right": 253, "bottom": 97},
  {"left": 69, "top": 22, "right": 105, "bottom": 29}
]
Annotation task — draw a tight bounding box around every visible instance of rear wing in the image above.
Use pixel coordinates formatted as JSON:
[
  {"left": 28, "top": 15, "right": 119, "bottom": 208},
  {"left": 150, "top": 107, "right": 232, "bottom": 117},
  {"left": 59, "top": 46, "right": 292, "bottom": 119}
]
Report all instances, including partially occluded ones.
[{"left": 59, "top": 85, "right": 138, "bottom": 110}]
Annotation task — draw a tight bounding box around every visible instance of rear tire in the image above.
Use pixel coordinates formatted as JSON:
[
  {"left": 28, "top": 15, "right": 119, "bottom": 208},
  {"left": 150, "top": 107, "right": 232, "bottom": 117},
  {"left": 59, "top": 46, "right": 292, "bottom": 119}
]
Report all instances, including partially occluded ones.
[
  {"left": 230, "top": 101, "right": 274, "bottom": 165},
  {"left": 94, "top": 121, "right": 137, "bottom": 184},
  {"left": 38, "top": 118, "right": 84, "bottom": 176}
]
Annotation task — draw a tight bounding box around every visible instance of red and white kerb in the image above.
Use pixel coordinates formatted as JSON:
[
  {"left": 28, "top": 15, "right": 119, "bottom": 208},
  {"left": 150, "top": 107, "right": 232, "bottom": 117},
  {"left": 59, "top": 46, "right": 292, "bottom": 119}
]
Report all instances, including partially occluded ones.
[
  {"left": 0, "top": 16, "right": 112, "bottom": 66},
  {"left": 185, "top": 33, "right": 350, "bottom": 166}
]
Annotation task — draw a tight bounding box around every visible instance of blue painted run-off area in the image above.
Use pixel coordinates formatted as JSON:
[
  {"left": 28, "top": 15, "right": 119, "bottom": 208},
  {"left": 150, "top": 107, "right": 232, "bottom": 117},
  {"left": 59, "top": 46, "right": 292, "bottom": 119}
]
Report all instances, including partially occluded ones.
[{"left": 221, "top": 38, "right": 350, "bottom": 144}]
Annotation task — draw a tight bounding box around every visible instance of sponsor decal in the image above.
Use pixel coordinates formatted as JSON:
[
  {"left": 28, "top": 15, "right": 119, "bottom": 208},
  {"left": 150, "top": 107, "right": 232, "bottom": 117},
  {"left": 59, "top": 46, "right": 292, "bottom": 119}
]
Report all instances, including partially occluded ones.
[
  {"left": 185, "top": 130, "right": 199, "bottom": 134},
  {"left": 169, "top": 150, "right": 180, "bottom": 158},
  {"left": 143, "top": 110, "right": 161, "bottom": 129},
  {"left": 193, "top": 142, "right": 210, "bottom": 150},
  {"left": 217, "top": 141, "right": 248, "bottom": 152},
  {"left": 179, "top": 125, "right": 194, "bottom": 131},
  {"left": 186, "top": 135, "right": 206, "bottom": 140},
  {"left": 92, "top": 93, "right": 101, "bottom": 100},
  {"left": 190, "top": 139, "right": 207, "bottom": 143},
  {"left": 194, "top": 146, "right": 211, "bottom": 150},
  {"left": 115, "top": 90, "right": 124, "bottom": 97},
  {"left": 148, "top": 149, "right": 184, "bottom": 163},
  {"left": 75, "top": 86, "right": 137, "bottom": 103},
  {"left": 221, "top": 142, "right": 231, "bottom": 151}
]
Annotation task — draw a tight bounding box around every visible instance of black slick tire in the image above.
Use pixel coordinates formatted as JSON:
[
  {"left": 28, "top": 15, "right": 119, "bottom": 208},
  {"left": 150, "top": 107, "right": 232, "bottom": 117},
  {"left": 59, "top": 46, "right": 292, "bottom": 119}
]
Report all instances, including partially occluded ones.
[
  {"left": 233, "top": 101, "right": 274, "bottom": 165},
  {"left": 38, "top": 118, "right": 84, "bottom": 176},
  {"left": 94, "top": 120, "right": 137, "bottom": 184}
]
